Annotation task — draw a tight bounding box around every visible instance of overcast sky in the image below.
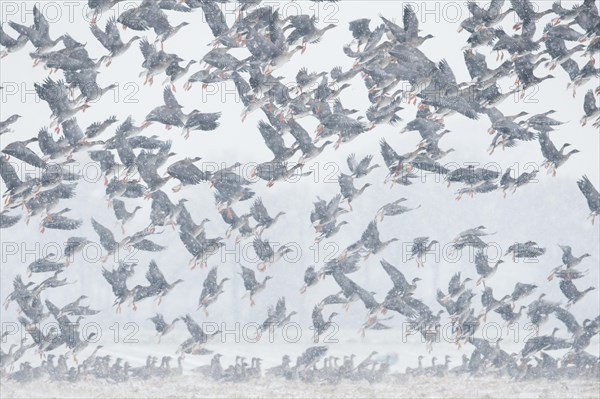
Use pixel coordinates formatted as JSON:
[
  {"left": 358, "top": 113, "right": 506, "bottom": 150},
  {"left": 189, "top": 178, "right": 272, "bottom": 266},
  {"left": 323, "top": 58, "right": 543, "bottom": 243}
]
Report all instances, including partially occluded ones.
[{"left": 0, "top": 1, "right": 598, "bottom": 363}]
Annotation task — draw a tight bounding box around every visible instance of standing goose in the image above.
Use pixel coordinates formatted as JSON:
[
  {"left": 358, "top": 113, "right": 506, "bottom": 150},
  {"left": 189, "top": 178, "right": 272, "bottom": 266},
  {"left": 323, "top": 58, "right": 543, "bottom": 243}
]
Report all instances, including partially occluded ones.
[{"left": 240, "top": 265, "right": 271, "bottom": 306}]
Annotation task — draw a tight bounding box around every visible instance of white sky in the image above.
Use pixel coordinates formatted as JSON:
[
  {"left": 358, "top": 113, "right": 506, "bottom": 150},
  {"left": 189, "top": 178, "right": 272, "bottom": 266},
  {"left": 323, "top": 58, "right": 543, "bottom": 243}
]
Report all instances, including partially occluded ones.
[{"left": 0, "top": 1, "right": 598, "bottom": 367}]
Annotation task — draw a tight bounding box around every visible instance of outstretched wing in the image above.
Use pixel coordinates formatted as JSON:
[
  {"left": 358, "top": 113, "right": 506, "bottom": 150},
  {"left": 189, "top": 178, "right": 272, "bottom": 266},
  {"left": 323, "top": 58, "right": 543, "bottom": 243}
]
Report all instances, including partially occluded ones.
[
  {"left": 577, "top": 175, "right": 600, "bottom": 213},
  {"left": 145, "top": 260, "right": 167, "bottom": 287},
  {"left": 380, "top": 259, "right": 410, "bottom": 293}
]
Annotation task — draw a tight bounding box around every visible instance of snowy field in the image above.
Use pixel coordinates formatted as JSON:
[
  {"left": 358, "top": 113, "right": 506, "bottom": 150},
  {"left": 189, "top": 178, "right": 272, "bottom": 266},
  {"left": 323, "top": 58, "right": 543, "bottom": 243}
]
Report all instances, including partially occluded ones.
[
  {"left": 1, "top": 0, "right": 600, "bottom": 398},
  {"left": 2, "top": 332, "right": 599, "bottom": 398},
  {"left": 2, "top": 376, "right": 599, "bottom": 399}
]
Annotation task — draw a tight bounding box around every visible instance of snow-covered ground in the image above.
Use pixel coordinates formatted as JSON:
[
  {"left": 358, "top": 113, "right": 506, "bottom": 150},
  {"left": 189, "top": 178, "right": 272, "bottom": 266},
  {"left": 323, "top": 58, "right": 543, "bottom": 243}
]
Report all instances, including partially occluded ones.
[
  {"left": 2, "top": 376, "right": 599, "bottom": 399},
  {"left": 1, "top": 0, "right": 599, "bottom": 397}
]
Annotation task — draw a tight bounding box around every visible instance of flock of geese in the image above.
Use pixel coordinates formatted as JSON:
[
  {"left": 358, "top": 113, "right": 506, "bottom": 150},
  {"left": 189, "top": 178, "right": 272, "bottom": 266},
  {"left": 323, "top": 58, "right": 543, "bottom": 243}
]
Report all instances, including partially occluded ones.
[{"left": 1, "top": 0, "right": 599, "bottom": 386}]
